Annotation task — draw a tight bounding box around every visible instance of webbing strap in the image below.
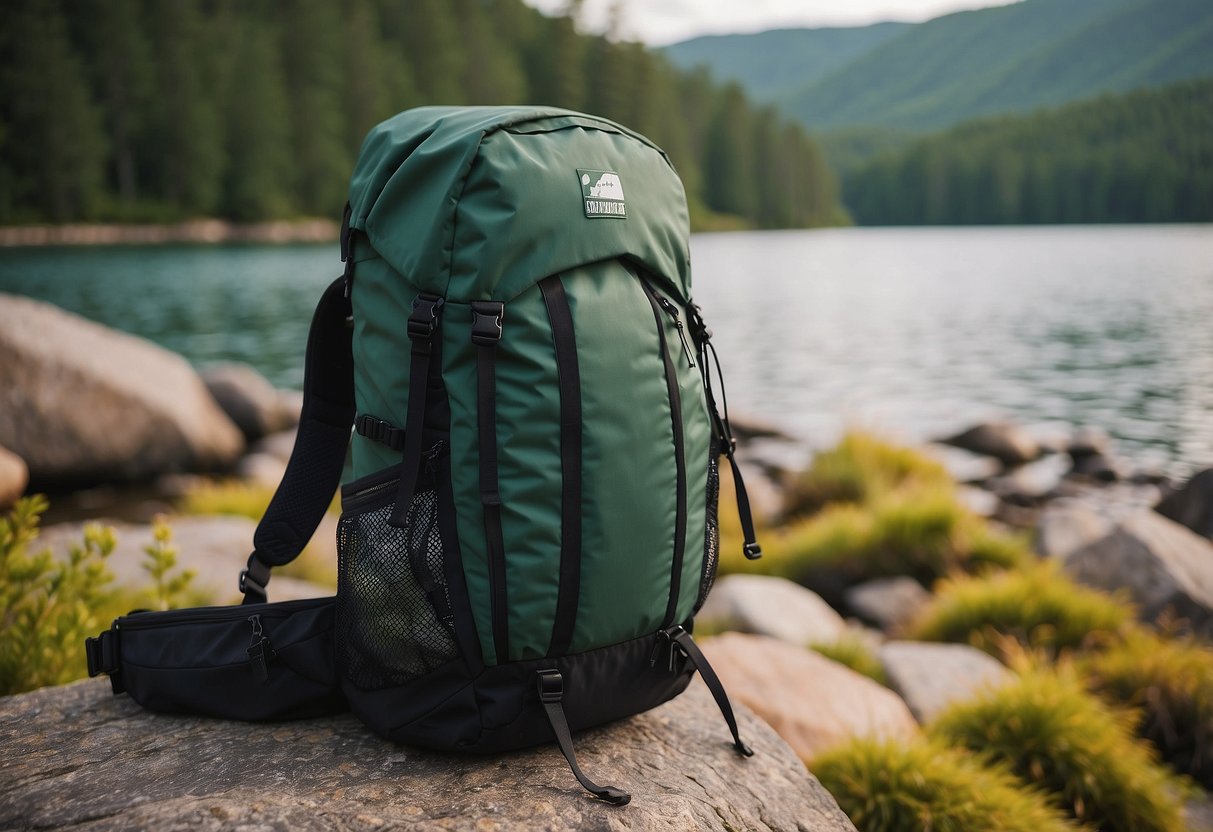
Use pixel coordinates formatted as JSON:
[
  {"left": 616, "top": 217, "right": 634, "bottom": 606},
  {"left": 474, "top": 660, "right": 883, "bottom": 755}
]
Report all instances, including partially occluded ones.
[
  {"left": 473, "top": 301, "right": 509, "bottom": 663},
  {"left": 244, "top": 275, "right": 354, "bottom": 603},
  {"left": 670, "top": 627, "right": 754, "bottom": 757},
  {"left": 388, "top": 295, "right": 444, "bottom": 527},
  {"left": 539, "top": 276, "right": 583, "bottom": 657},
  {"left": 537, "top": 670, "right": 631, "bottom": 805}
]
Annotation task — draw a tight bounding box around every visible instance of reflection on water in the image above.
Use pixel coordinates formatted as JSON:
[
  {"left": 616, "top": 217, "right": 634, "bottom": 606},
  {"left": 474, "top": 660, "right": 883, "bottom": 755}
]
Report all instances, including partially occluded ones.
[{"left": 1, "top": 226, "right": 1210, "bottom": 475}]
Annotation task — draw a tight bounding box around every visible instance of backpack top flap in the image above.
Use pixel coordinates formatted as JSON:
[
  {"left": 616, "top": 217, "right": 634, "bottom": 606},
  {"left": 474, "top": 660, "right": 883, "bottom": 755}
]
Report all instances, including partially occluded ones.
[{"left": 347, "top": 106, "right": 691, "bottom": 304}]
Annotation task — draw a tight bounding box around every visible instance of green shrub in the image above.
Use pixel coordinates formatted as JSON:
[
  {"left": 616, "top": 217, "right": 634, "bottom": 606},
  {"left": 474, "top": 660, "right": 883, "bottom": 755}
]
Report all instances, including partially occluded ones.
[
  {"left": 767, "top": 487, "right": 1029, "bottom": 588},
  {"left": 1, "top": 496, "right": 116, "bottom": 695},
  {"left": 784, "top": 431, "right": 951, "bottom": 517},
  {"left": 1082, "top": 631, "right": 1213, "bottom": 788},
  {"left": 810, "top": 636, "right": 888, "bottom": 686},
  {"left": 911, "top": 561, "right": 1133, "bottom": 659},
  {"left": 1, "top": 496, "right": 201, "bottom": 695},
  {"left": 813, "top": 738, "right": 1077, "bottom": 832},
  {"left": 931, "top": 669, "right": 1185, "bottom": 832}
]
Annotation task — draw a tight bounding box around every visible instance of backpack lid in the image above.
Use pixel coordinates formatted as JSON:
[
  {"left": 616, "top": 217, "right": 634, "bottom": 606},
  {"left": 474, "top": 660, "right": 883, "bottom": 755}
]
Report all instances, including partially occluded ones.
[{"left": 348, "top": 106, "right": 691, "bottom": 304}]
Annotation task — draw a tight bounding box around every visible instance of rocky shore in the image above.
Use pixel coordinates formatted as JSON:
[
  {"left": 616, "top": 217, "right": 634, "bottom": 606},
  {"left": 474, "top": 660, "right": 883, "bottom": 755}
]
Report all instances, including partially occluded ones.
[
  {"left": 2, "top": 292, "right": 1211, "bottom": 830},
  {"left": 0, "top": 218, "right": 338, "bottom": 247}
]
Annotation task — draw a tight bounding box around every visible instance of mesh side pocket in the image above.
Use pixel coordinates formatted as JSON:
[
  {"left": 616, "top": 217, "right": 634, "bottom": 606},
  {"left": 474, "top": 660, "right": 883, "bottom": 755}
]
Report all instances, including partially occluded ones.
[
  {"left": 337, "top": 484, "right": 458, "bottom": 690},
  {"left": 695, "top": 445, "right": 722, "bottom": 612}
]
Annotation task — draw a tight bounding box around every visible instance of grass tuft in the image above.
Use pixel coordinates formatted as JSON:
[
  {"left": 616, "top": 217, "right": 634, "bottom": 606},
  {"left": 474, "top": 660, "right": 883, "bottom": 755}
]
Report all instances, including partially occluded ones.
[
  {"left": 930, "top": 668, "right": 1185, "bottom": 831},
  {"left": 784, "top": 431, "right": 951, "bottom": 517},
  {"left": 813, "top": 737, "right": 1078, "bottom": 832},
  {"left": 911, "top": 560, "right": 1133, "bottom": 659},
  {"left": 1081, "top": 630, "right": 1213, "bottom": 788}
]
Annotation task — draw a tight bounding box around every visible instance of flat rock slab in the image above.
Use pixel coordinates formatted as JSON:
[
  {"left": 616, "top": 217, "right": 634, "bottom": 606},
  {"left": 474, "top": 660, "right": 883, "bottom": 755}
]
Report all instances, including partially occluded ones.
[
  {"left": 701, "top": 633, "right": 919, "bottom": 762},
  {"left": 845, "top": 577, "right": 932, "bottom": 635},
  {"left": 0, "top": 679, "right": 856, "bottom": 832},
  {"left": 698, "top": 574, "right": 849, "bottom": 647},
  {"left": 878, "top": 641, "right": 1012, "bottom": 724}
]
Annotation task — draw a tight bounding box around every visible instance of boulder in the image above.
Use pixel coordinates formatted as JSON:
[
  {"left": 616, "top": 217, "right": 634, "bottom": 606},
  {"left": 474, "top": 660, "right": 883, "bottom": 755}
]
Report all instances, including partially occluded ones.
[
  {"left": 701, "top": 632, "right": 919, "bottom": 761},
  {"left": 38, "top": 515, "right": 332, "bottom": 603},
  {"left": 250, "top": 427, "right": 299, "bottom": 464},
  {"left": 955, "top": 484, "right": 999, "bottom": 517},
  {"left": 0, "top": 678, "right": 857, "bottom": 832},
  {"left": 941, "top": 421, "right": 1040, "bottom": 467},
  {"left": 1035, "top": 498, "right": 1113, "bottom": 559},
  {"left": 845, "top": 576, "right": 932, "bottom": 635},
  {"left": 727, "top": 412, "right": 794, "bottom": 442},
  {"left": 201, "top": 363, "right": 296, "bottom": 443},
  {"left": 878, "top": 641, "right": 1012, "bottom": 724},
  {"left": 0, "top": 294, "right": 244, "bottom": 487},
  {"left": 235, "top": 451, "right": 288, "bottom": 490},
  {"left": 1069, "top": 452, "right": 1127, "bottom": 483},
  {"left": 1062, "top": 510, "right": 1213, "bottom": 637},
  {"left": 698, "top": 574, "right": 848, "bottom": 647},
  {"left": 923, "top": 443, "right": 1001, "bottom": 484},
  {"left": 1156, "top": 468, "right": 1213, "bottom": 541},
  {"left": 0, "top": 443, "right": 28, "bottom": 508}
]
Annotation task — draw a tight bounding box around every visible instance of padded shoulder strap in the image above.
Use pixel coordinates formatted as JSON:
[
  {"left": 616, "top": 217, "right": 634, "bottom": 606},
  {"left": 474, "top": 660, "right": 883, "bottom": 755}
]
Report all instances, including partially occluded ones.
[{"left": 241, "top": 275, "right": 354, "bottom": 604}]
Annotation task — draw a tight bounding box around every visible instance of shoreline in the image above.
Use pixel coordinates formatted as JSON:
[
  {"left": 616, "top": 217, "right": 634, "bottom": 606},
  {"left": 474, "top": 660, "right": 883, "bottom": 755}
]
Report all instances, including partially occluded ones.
[{"left": 0, "top": 219, "right": 339, "bottom": 247}]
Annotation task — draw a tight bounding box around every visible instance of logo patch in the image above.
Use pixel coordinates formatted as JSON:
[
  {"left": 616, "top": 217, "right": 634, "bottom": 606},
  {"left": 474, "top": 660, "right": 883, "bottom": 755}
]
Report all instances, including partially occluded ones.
[{"left": 577, "top": 169, "right": 626, "bottom": 218}]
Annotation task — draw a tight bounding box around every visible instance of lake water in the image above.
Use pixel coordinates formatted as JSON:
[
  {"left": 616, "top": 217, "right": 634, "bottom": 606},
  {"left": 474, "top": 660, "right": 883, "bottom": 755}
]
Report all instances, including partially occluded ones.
[{"left": 2, "top": 225, "right": 1211, "bottom": 476}]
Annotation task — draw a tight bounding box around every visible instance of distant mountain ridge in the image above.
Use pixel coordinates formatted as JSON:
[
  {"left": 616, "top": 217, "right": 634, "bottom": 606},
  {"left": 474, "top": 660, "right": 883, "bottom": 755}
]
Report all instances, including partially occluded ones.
[
  {"left": 664, "top": 0, "right": 1213, "bottom": 131},
  {"left": 662, "top": 22, "right": 910, "bottom": 103}
]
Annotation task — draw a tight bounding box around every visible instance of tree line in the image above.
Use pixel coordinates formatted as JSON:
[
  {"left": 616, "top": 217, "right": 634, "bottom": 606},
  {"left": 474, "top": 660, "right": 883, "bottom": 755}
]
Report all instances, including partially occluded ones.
[
  {"left": 0, "top": 0, "right": 842, "bottom": 230},
  {"left": 842, "top": 79, "right": 1213, "bottom": 225}
]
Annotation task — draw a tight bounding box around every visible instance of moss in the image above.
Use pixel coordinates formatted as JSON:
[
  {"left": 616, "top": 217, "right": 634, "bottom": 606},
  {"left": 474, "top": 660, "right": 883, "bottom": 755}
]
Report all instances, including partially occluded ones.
[
  {"left": 813, "top": 737, "right": 1077, "bottom": 832},
  {"left": 911, "top": 561, "right": 1133, "bottom": 659},
  {"left": 931, "top": 669, "right": 1185, "bottom": 831},
  {"left": 810, "top": 636, "right": 888, "bottom": 686},
  {"left": 1082, "top": 631, "right": 1213, "bottom": 788},
  {"left": 761, "top": 487, "right": 1029, "bottom": 589},
  {"left": 785, "top": 431, "right": 951, "bottom": 517}
]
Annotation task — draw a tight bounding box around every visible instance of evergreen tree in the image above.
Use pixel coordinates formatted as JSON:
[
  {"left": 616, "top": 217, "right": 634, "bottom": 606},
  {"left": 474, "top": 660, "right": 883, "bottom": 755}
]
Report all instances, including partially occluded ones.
[{"left": 0, "top": 0, "right": 107, "bottom": 221}]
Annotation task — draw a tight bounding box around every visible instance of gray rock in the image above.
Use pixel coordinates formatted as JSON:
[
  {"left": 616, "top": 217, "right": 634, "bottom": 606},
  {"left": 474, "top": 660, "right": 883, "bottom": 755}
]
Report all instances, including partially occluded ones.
[
  {"left": 955, "top": 484, "right": 999, "bottom": 517},
  {"left": 989, "top": 453, "right": 1070, "bottom": 503},
  {"left": 1156, "top": 468, "right": 1213, "bottom": 540},
  {"left": 1063, "top": 510, "right": 1213, "bottom": 637},
  {"left": 0, "top": 443, "right": 28, "bottom": 508},
  {"left": 1069, "top": 452, "right": 1127, "bottom": 483},
  {"left": 878, "top": 641, "right": 1012, "bottom": 724},
  {"left": 845, "top": 577, "right": 932, "bottom": 634},
  {"left": 250, "top": 427, "right": 299, "bottom": 464},
  {"left": 923, "top": 443, "right": 1002, "bottom": 484},
  {"left": 235, "top": 451, "right": 288, "bottom": 489},
  {"left": 0, "top": 294, "right": 244, "bottom": 487},
  {"left": 941, "top": 421, "right": 1041, "bottom": 466},
  {"left": 698, "top": 574, "right": 849, "bottom": 646},
  {"left": 727, "top": 411, "right": 794, "bottom": 442},
  {"left": 202, "top": 363, "right": 295, "bottom": 443},
  {"left": 702, "top": 633, "right": 919, "bottom": 761},
  {"left": 38, "top": 515, "right": 331, "bottom": 603},
  {"left": 1067, "top": 425, "right": 1111, "bottom": 458},
  {"left": 1035, "top": 498, "right": 1113, "bottom": 559},
  {"left": 0, "top": 678, "right": 856, "bottom": 832}
]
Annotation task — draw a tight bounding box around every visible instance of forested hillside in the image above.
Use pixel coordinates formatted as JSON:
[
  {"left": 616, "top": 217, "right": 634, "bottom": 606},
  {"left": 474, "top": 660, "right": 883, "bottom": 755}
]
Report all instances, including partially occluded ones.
[
  {"left": 0, "top": 0, "right": 842, "bottom": 230},
  {"left": 843, "top": 80, "right": 1213, "bottom": 225},
  {"left": 667, "top": 0, "right": 1213, "bottom": 132},
  {"left": 663, "top": 23, "right": 910, "bottom": 104}
]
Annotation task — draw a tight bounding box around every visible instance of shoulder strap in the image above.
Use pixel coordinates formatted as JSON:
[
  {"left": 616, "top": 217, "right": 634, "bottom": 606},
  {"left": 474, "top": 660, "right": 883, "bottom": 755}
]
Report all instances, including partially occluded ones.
[{"left": 240, "top": 274, "right": 355, "bottom": 604}]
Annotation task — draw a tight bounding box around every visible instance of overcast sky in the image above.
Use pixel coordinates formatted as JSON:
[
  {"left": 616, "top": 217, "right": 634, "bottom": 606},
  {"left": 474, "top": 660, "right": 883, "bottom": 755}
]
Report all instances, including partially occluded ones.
[{"left": 522, "top": 0, "right": 1020, "bottom": 45}]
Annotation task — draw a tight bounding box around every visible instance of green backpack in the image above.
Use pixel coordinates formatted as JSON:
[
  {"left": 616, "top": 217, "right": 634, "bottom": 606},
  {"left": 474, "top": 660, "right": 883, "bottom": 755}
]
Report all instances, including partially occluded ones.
[{"left": 248, "top": 106, "right": 763, "bottom": 803}]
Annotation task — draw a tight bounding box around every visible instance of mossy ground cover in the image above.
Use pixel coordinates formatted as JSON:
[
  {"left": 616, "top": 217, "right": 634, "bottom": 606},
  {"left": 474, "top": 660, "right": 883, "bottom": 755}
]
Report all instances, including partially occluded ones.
[
  {"left": 931, "top": 669, "right": 1186, "bottom": 832},
  {"left": 813, "top": 738, "right": 1077, "bottom": 832}
]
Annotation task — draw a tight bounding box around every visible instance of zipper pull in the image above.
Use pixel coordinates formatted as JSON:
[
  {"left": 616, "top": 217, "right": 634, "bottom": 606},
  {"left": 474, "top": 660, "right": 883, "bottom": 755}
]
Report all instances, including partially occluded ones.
[
  {"left": 424, "top": 439, "right": 448, "bottom": 475},
  {"left": 656, "top": 296, "right": 696, "bottom": 368},
  {"left": 247, "top": 614, "right": 274, "bottom": 684}
]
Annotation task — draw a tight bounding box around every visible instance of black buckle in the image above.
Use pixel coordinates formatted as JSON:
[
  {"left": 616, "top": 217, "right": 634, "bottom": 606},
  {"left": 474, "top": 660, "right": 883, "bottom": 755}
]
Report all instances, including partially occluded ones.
[
  {"left": 688, "top": 302, "right": 712, "bottom": 342},
  {"left": 355, "top": 413, "right": 405, "bottom": 450},
  {"left": 743, "top": 541, "right": 763, "bottom": 560},
  {"left": 85, "top": 630, "right": 116, "bottom": 677},
  {"left": 239, "top": 553, "right": 271, "bottom": 603},
  {"left": 407, "top": 295, "right": 444, "bottom": 340},
  {"left": 537, "top": 669, "right": 563, "bottom": 703},
  {"left": 470, "top": 301, "right": 504, "bottom": 345}
]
